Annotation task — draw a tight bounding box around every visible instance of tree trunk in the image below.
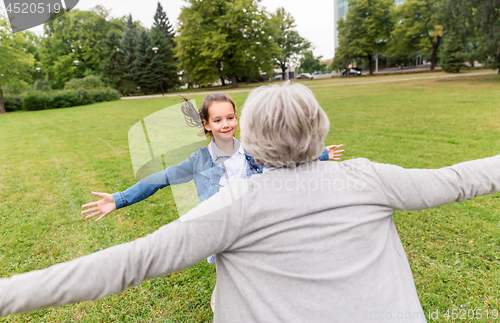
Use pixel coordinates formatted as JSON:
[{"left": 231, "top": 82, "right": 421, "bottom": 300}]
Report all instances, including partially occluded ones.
[
  {"left": 281, "top": 62, "right": 286, "bottom": 80},
  {"left": 231, "top": 74, "right": 238, "bottom": 88},
  {"left": 430, "top": 36, "right": 441, "bottom": 70},
  {"left": 367, "top": 55, "right": 373, "bottom": 74},
  {"left": 220, "top": 77, "right": 226, "bottom": 86},
  {"left": 0, "top": 87, "right": 6, "bottom": 114}
]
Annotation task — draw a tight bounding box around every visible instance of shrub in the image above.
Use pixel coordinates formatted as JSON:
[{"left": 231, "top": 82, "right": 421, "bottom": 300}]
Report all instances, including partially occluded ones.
[
  {"left": 20, "top": 88, "right": 121, "bottom": 111},
  {"left": 64, "top": 75, "right": 105, "bottom": 91},
  {"left": 52, "top": 91, "right": 78, "bottom": 109},
  {"left": 3, "top": 95, "right": 23, "bottom": 112},
  {"left": 22, "top": 91, "right": 53, "bottom": 111},
  {"left": 33, "top": 79, "right": 52, "bottom": 91}
]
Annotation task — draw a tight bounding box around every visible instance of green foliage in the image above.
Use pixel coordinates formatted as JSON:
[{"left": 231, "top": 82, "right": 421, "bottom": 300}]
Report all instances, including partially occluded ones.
[
  {"left": 133, "top": 31, "right": 157, "bottom": 94},
  {"left": 439, "top": 33, "right": 467, "bottom": 73},
  {"left": 3, "top": 95, "right": 22, "bottom": 112},
  {"left": 64, "top": 75, "right": 105, "bottom": 91},
  {"left": 439, "top": 0, "right": 479, "bottom": 67},
  {"left": 388, "top": 0, "right": 443, "bottom": 69},
  {"left": 176, "top": 0, "right": 280, "bottom": 87},
  {"left": 330, "top": 57, "right": 345, "bottom": 71},
  {"left": 333, "top": 18, "right": 352, "bottom": 71},
  {"left": 475, "top": 0, "right": 500, "bottom": 72},
  {"left": 40, "top": 7, "right": 126, "bottom": 88},
  {"left": 153, "top": 1, "right": 176, "bottom": 48},
  {"left": 336, "top": 0, "right": 393, "bottom": 74},
  {"left": 101, "top": 30, "right": 129, "bottom": 93},
  {"left": 121, "top": 15, "right": 139, "bottom": 83},
  {"left": 33, "top": 79, "right": 52, "bottom": 91},
  {"left": 269, "top": 7, "right": 310, "bottom": 78},
  {"left": 19, "top": 88, "right": 119, "bottom": 111},
  {"left": 300, "top": 51, "right": 322, "bottom": 73},
  {"left": 150, "top": 2, "right": 178, "bottom": 92},
  {"left": 0, "top": 13, "right": 36, "bottom": 113}
]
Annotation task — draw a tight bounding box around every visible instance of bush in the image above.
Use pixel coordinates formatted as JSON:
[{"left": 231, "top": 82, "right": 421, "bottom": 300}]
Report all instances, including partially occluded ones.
[
  {"left": 64, "top": 75, "right": 105, "bottom": 91},
  {"left": 3, "top": 95, "right": 23, "bottom": 112},
  {"left": 22, "top": 91, "right": 53, "bottom": 111},
  {"left": 20, "top": 88, "right": 121, "bottom": 111},
  {"left": 33, "top": 79, "right": 52, "bottom": 91}
]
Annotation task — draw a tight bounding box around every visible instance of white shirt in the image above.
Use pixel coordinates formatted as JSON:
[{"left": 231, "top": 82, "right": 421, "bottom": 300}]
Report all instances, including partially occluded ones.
[{"left": 207, "top": 138, "right": 253, "bottom": 188}]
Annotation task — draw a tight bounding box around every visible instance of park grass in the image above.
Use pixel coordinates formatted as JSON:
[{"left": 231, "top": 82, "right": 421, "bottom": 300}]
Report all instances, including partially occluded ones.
[
  {"left": 124, "top": 68, "right": 497, "bottom": 97},
  {"left": 1, "top": 73, "right": 500, "bottom": 322}
]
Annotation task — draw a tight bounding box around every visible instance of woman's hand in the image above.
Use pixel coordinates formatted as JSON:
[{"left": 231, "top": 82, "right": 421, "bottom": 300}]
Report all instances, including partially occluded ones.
[
  {"left": 81, "top": 192, "right": 116, "bottom": 222},
  {"left": 326, "top": 144, "right": 345, "bottom": 161}
]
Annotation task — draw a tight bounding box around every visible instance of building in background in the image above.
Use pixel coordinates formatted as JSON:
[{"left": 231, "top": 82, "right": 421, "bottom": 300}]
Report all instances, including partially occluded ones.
[{"left": 333, "top": 0, "right": 406, "bottom": 56}]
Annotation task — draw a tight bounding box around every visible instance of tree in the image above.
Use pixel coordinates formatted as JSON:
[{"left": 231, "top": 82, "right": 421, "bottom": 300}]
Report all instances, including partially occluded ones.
[
  {"left": 475, "top": 0, "right": 500, "bottom": 73},
  {"left": 153, "top": 2, "right": 176, "bottom": 48},
  {"left": 121, "top": 15, "right": 139, "bottom": 83},
  {"left": 339, "top": 0, "right": 394, "bottom": 74},
  {"left": 439, "top": 32, "right": 467, "bottom": 72},
  {"left": 40, "top": 6, "right": 126, "bottom": 88},
  {"left": 133, "top": 31, "right": 157, "bottom": 93},
  {"left": 176, "top": 0, "right": 280, "bottom": 88},
  {"left": 333, "top": 18, "right": 353, "bottom": 73},
  {"left": 388, "top": 0, "right": 443, "bottom": 70},
  {"left": 0, "top": 14, "right": 36, "bottom": 114},
  {"left": 269, "top": 7, "right": 310, "bottom": 79},
  {"left": 438, "top": 0, "right": 480, "bottom": 68},
  {"left": 101, "top": 30, "right": 127, "bottom": 91},
  {"left": 151, "top": 2, "right": 178, "bottom": 92},
  {"left": 299, "top": 51, "right": 322, "bottom": 73}
]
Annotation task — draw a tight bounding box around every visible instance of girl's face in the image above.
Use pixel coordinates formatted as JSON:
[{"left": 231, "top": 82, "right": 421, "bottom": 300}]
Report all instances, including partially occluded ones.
[{"left": 203, "top": 101, "right": 238, "bottom": 139}]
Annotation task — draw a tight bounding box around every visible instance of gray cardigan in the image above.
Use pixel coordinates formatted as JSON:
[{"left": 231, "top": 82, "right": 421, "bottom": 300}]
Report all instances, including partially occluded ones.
[{"left": 1, "top": 156, "right": 500, "bottom": 322}]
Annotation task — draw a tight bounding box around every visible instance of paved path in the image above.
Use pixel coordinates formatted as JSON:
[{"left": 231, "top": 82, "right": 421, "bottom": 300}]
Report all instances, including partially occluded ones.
[{"left": 121, "top": 71, "right": 498, "bottom": 100}]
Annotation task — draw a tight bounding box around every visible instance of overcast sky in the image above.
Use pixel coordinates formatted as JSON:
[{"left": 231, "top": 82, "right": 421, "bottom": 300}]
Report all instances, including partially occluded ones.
[{"left": 1, "top": 0, "right": 335, "bottom": 59}]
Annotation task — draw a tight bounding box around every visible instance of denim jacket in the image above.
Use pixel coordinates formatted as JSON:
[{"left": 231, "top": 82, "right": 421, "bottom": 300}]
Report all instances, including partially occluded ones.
[{"left": 112, "top": 145, "right": 329, "bottom": 210}]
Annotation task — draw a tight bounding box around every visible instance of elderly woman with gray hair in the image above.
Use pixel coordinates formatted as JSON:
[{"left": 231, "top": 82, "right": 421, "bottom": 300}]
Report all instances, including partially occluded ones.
[{"left": 1, "top": 83, "right": 500, "bottom": 322}]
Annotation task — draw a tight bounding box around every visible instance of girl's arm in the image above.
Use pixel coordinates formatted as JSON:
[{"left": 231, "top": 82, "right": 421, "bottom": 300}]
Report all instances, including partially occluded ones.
[{"left": 81, "top": 153, "right": 197, "bottom": 222}]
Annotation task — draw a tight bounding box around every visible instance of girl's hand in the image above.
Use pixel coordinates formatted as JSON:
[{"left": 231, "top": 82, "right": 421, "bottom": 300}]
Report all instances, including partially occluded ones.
[
  {"left": 326, "top": 144, "right": 345, "bottom": 161},
  {"left": 81, "top": 192, "right": 116, "bottom": 222}
]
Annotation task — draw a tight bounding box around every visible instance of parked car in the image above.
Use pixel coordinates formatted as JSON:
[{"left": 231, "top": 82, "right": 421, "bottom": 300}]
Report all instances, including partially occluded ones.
[
  {"left": 341, "top": 68, "right": 362, "bottom": 76},
  {"left": 274, "top": 74, "right": 283, "bottom": 80},
  {"left": 297, "top": 73, "right": 314, "bottom": 79}
]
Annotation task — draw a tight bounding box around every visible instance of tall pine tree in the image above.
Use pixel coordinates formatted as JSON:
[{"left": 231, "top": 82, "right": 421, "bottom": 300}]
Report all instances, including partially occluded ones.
[
  {"left": 102, "top": 30, "right": 133, "bottom": 94},
  {"left": 150, "top": 2, "right": 178, "bottom": 92},
  {"left": 122, "top": 14, "right": 138, "bottom": 83},
  {"left": 150, "top": 27, "right": 178, "bottom": 92},
  {"left": 153, "top": 2, "right": 176, "bottom": 48},
  {"left": 133, "top": 31, "right": 157, "bottom": 93}
]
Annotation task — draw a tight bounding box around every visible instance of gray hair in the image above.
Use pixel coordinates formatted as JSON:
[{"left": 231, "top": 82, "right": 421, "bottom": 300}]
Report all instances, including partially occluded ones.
[{"left": 240, "top": 82, "right": 330, "bottom": 168}]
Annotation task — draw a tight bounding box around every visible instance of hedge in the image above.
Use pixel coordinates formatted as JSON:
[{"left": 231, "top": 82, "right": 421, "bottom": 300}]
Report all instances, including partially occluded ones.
[
  {"left": 3, "top": 88, "right": 121, "bottom": 112},
  {"left": 4, "top": 95, "right": 23, "bottom": 112}
]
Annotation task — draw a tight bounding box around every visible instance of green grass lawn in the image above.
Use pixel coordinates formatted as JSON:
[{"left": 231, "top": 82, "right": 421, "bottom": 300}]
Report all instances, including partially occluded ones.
[{"left": 1, "top": 72, "right": 500, "bottom": 322}]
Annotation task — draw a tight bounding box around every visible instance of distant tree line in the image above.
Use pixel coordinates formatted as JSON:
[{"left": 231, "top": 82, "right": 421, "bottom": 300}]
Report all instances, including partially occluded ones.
[
  {"left": 0, "top": 0, "right": 313, "bottom": 114},
  {"left": 333, "top": 0, "right": 500, "bottom": 74}
]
